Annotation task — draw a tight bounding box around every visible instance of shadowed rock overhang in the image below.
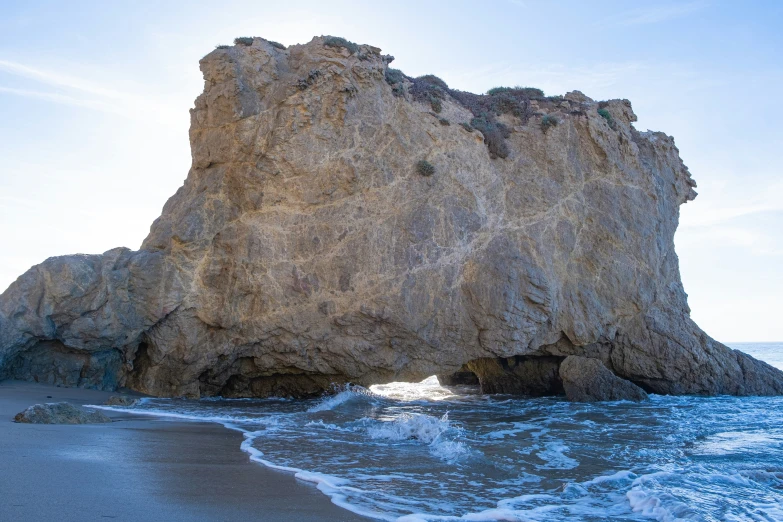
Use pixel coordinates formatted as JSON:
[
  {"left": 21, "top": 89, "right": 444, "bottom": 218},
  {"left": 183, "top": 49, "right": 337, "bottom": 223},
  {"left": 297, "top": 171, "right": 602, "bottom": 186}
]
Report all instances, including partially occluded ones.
[{"left": 1, "top": 35, "right": 781, "bottom": 400}]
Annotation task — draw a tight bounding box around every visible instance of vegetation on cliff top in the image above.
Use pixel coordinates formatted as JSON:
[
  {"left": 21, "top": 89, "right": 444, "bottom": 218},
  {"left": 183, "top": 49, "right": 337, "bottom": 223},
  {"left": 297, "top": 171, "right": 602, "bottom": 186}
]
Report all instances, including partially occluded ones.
[
  {"left": 324, "top": 36, "right": 359, "bottom": 54},
  {"left": 540, "top": 114, "right": 559, "bottom": 133},
  {"left": 388, "top": 72, "right": 565, "bottom": 159},
  {"left": 597, "top": 107, "right": 617, "bottom": 130},
  {"left": 226, "top": 35, "right": 603, "bottom": 161},
  {"left": 224, "top": 37, "right": 286, "bottom": 50},
  {"left": 410, "top": 75, "right": 447, "bottom": 113}
]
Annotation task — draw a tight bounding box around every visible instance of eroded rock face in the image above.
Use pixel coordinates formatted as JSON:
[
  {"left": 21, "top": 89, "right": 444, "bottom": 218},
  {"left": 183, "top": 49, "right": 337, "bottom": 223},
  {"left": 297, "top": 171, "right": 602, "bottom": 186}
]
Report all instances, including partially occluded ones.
[
  {"left": 1, "top": 36, "right": 782, "bottom": 399},
  {"left": 13, "top": 402, "right": 112, "bottom": 424},
  {"left": 559, "top": 356, "right": 648, "bottom": 402}
]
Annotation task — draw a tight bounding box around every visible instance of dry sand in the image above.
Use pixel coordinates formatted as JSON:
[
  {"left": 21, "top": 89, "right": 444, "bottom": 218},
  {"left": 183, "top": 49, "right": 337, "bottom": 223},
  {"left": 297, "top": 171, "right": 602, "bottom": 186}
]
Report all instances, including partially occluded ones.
[{"left": 0, "top": 380, "right": 368, "bottom": 521}]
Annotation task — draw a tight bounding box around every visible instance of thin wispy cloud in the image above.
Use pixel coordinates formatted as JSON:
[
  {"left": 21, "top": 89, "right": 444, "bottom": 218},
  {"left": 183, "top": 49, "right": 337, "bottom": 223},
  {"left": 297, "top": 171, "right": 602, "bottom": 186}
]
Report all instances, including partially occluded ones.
[
  {"left": 0, "top": 59, "right": 127, "bottom": 99},
  {"left": 677, "top": 178, "right": 783, "bottom": 260},
  {"left": 0, "top": 59, "right": 180, "bottom": 122},
  {"left": 681, "top": 180, "right": 783, "bottom": 228},
  {"left": 0, "top": 85, "right": 120, "bottom": 114},
  {"left": 604, "top": 2, "right": 707, "bottom": 27},
  {"left": 0, "top": 193, "right": 47, "bottom": 208},
  {"left": 682, "top": 202, "right": 783, "bottom": 228}
]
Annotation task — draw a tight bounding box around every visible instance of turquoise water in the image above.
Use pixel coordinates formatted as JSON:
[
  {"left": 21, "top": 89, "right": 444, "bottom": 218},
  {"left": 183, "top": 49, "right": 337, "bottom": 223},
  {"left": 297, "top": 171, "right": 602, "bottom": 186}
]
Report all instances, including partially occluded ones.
[{"left": 96, "top": 342, "right": 783, "bottom": 521}]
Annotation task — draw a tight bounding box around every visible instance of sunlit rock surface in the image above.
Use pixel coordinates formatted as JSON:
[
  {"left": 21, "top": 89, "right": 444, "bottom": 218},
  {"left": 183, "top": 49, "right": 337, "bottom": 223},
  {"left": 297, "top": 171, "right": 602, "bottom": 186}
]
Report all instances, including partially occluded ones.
[{"left": 2, "top": 36, "right": 782, "bottom": 399}]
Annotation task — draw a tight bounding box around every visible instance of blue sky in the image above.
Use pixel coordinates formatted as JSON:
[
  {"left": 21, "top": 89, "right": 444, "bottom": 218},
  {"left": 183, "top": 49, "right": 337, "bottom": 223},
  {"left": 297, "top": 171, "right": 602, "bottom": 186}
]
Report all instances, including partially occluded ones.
[{"left": 0, "top": 1, "right": 781, "bottom": 341}]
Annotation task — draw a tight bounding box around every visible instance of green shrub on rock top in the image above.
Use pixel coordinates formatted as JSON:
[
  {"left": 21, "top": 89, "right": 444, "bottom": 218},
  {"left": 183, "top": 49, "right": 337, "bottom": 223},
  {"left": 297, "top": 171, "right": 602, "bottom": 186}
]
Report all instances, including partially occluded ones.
[
  {"left": 411, "top": 75, "right": 448, "bottom": 113},
  {"left": 487, "top": 86, "right": 511, "bottom": 96},
  {"left": 540, "top": 114, "right": 559, "bottom": 132},
  {"left": 385, "top": 68, "right": 405, "bottom": 85},
  {"left": 324, "top": 36, "right": 359, "bottom": 54},
  {"left": 597, "top": 108, "right": 617, "bottom": 130},
  {"left": 416, "top": 160, "right": 435, "bottom": 176},
  {"left": 386, "top": 73, "right": 560, "bottom": 159},
  {"left": 470, "top": 116, "right": 510, "bottom": 159},
  {"left": 417, "top": 75, "right": 449, "bottom": 91},
  {"left": 233, "top": 37, "right": 286, "bottom": 50},
  {"left": 486, "top": 86, "right": 544, "bottom": 98},
  {"left": 385, "top": 68, "right": 407, "bottom": 97}
]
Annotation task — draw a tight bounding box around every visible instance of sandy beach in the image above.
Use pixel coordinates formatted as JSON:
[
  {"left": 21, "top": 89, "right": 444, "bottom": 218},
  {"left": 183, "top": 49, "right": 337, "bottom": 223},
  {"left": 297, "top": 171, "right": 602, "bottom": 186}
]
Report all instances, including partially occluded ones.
[{"left": 0, "top": 380, "right": 367, "bottom": 521}]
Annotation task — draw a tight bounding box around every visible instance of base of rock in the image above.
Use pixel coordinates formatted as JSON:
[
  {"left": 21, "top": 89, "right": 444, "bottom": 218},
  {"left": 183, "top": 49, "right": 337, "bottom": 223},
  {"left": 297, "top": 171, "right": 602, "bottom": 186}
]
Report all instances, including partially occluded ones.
[
  {"left": 463, "top": 357, "right": 564, "bottom": 396},
  {"left": 559, "top": 356, "right": 648, "bottom": 402},
  {"left": 436, "top": 370, "right": 480, "bottom": 386}
]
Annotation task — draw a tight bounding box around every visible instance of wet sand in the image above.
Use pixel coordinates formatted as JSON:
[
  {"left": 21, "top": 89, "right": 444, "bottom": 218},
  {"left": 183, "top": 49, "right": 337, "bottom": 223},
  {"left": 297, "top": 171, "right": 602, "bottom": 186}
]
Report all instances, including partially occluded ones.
[{"left": 0, "top": 380, "right": 367, "bottom": 521}]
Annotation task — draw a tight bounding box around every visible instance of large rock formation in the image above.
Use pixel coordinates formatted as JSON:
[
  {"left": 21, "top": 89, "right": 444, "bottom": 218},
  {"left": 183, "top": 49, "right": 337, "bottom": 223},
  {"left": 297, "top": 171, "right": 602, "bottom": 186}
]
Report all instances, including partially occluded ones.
[{"left": 1, "top": 36, "right": 781, "bottom": 399}]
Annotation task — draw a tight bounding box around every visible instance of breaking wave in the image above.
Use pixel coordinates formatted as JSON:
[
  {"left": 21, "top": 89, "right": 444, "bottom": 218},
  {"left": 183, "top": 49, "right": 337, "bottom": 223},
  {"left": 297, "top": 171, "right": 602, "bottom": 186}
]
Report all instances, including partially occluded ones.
[{"left": 306, "top": 384, "right": 377, "bottom": 413}]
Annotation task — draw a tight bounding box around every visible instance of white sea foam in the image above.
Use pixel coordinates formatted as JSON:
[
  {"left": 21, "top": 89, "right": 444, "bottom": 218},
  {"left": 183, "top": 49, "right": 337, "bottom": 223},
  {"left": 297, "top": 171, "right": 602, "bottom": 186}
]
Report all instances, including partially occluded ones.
[
  {"left": 304, "top": 419, "right": 358, "bottom": 432},
  {"left": 367, "top": 412, "right": 452, "bottom": 444},
  {"left": 626, "top": 472, "right": 692, "bottom": 522},
  {"left": 429, "top": 439, "right": 472, "bottom": 462},
  {"left": 485, "top": 422, "right": 539, "bottom": 440},
  {"left": 740, "top": 468, "right": 783, "bottom": 487},
  {"left": 626, "top": 490, "right": 683, "bottom": 522},
  {"left": 694, "top": 430, "right": 783, "bottom": 456},
  {"left": 496, "top": 493, "right": 560, "bottom": 509},
  {"left": 535, "top": 442, "right": 579, "bottom": 470},
  {"left": 370, "top": 375, "right": 476, "bottom": 402},
  {"left": 239, "top": 431, "right": 397, "bottom": 521},
  {"left": 582, "top": 470, "right": 636, "bottom": 486},
  {"left": 366, "top": 412, "right": 473, "bottom": 463},
  {"left": 88, "top": 403, "right": 280, "bottom": 426}
]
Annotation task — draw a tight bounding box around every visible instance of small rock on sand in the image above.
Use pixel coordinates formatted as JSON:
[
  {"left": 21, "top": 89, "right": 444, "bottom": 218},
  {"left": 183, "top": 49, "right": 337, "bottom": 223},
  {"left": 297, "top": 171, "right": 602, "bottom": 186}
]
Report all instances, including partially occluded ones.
[
  {"left": 104, "top": 396, "right": 139, "bottom": 407},
  {"left": 13, "top": 402, "right": 112, "bottom": 424}
]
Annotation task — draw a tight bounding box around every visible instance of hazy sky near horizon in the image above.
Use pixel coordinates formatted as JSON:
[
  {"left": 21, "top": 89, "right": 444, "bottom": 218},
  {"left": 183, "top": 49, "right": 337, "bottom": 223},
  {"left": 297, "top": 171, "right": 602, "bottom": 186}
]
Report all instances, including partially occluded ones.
[{"left": 0, "top": 1, "right": 781, "bottom": 342}]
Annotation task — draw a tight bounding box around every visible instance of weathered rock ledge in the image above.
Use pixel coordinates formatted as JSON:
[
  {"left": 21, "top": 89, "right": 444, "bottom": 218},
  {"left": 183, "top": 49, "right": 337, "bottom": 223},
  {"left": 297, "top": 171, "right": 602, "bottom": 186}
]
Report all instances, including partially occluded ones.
[{"left": 1, "top": 36, "right": 782, "bottom": 400}]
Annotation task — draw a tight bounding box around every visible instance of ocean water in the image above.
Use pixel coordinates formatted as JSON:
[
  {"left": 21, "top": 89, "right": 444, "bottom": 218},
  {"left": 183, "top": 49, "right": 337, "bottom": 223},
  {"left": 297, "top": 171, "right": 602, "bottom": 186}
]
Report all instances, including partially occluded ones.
[{"left": 95, "top": 342, "right": 783, "bottom": 521}]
